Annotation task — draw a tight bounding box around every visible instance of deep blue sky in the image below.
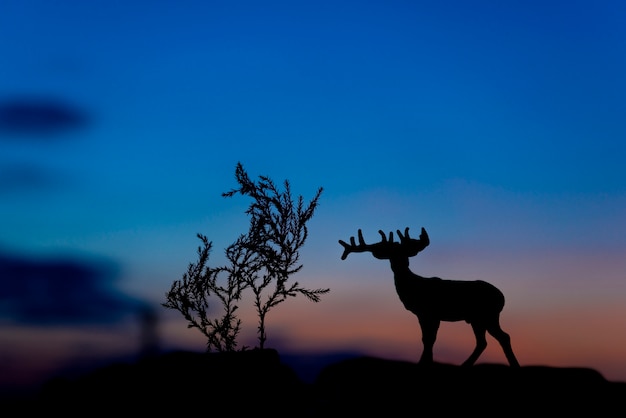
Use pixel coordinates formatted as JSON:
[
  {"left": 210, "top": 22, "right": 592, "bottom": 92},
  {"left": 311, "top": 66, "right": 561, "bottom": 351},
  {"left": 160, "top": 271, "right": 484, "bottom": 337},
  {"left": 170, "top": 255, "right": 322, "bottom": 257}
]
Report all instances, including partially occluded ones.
[{"left": 1, "top": 0, "right": 626, "bottom": 388}]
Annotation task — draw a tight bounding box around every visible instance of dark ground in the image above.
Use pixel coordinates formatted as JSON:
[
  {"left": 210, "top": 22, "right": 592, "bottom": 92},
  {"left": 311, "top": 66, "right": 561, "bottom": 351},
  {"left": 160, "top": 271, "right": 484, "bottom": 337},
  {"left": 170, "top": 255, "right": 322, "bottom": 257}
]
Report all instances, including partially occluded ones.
[{"left": 5, "top": 349, "right": 625, "bottom": 416}]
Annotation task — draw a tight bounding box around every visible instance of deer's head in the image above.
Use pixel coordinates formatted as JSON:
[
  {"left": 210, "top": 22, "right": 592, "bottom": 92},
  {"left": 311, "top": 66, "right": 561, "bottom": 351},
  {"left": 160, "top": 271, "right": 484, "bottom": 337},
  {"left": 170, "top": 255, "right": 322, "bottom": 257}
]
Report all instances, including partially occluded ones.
[{"left": 339, "top": 227, "right": 430, "bottom": 262}]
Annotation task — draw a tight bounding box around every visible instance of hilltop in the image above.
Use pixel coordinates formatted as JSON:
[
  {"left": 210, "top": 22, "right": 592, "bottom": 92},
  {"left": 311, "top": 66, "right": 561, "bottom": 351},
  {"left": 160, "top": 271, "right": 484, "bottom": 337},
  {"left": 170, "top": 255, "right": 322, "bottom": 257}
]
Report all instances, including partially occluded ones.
[{"left": 11, "top": 349, "right": 625, "bottom": 416}]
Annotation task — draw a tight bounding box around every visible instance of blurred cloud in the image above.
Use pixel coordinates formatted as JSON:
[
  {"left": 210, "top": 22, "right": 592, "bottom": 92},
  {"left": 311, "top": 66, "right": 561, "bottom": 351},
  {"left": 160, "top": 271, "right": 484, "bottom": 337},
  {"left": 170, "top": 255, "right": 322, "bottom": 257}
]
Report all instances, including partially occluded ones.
[
  {"left": 0, "top": 97, "right": 89, "bottom": 137},
  {"left": 0, "top": 163, "right": 60, "bottom": 194},
  {"left": 0, "top": 250, "right": 142, "bottom": 325}
]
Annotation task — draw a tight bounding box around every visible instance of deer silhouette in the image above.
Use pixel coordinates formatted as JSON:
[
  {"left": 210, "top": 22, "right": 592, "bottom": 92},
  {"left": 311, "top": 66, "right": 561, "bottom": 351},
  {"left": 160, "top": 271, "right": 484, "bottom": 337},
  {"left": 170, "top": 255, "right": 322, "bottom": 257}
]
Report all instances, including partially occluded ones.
[{"left": 339, "top": 227, "right": 520, "bottom": 367}]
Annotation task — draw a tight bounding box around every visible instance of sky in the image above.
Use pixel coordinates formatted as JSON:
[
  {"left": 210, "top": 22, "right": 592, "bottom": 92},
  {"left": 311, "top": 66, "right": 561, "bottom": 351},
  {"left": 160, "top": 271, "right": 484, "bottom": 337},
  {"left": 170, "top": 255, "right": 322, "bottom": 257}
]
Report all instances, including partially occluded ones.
[{"left": 1, "top": 0, "right": 626, "bottom": 391}]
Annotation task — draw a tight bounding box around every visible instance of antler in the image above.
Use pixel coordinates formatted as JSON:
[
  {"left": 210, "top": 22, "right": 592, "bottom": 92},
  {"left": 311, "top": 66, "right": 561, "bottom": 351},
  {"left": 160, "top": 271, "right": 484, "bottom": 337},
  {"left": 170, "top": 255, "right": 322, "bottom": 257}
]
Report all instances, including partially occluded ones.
[
  {"left": 398, "top": 226, "right": 430, "bottom": 255},
  {"left": 338, "top": 229, "right": 393, "bottom": 260},
  {"left": 339, "top": 227, "right": 430, "bottom": 260},
  {"left": 396, "top": 227, "right": 411, "bottom": 242}
]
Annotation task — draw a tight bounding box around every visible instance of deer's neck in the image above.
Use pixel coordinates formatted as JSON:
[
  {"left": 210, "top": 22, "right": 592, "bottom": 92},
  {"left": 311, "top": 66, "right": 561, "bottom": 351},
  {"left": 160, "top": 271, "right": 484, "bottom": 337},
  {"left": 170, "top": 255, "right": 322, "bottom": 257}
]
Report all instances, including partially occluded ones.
[
  {"left": 389, "top": 258, "right": 429, "bottom": 311},
  {"left": 390, "top": 258, "right": 410, "bottom": 274},
  {"left": 389, "top": 258, "right": 422, "bottom": 281}
]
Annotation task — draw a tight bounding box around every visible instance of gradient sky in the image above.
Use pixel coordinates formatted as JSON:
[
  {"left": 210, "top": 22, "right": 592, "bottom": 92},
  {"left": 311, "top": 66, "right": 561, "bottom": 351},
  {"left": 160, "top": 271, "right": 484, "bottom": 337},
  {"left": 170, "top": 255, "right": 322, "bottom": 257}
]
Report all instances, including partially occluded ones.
[{"left": 1, "top": 0, "right": 626, "bottom": 390}]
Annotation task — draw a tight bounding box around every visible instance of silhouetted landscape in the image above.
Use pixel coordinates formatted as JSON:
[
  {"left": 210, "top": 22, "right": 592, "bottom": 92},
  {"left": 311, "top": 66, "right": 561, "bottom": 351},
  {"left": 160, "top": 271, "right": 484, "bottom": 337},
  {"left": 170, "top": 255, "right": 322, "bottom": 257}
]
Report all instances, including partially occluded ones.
[
  {"left": 4, "top": 6, "right": 626, "bottom": 415},
  {"left": 6, "top": 349, "right": 624, "bottom": 416}
]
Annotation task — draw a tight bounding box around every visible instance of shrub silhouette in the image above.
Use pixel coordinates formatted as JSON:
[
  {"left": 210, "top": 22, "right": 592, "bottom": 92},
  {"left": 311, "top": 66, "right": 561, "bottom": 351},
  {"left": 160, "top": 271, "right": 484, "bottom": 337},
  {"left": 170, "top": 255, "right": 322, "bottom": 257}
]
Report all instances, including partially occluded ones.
[
  {"left": 163, "top": 233, "right": 246, "bottom": 351},
  {"left": 163, "top": 162, "right": 329, "bottom": 351}
]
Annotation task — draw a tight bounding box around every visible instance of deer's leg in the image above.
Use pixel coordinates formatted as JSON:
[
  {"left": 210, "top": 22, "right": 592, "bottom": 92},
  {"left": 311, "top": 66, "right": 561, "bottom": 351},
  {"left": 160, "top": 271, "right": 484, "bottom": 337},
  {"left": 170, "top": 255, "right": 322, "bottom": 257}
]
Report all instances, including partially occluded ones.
[
  {"left": 463, "top": 322, "right": 488, "bottom": 366},
  {"left": 487, "top": 322, "right": 520, "bottom": 368},
  {"left": 418, "top": 317, "right": 439, "bottom": 364}
]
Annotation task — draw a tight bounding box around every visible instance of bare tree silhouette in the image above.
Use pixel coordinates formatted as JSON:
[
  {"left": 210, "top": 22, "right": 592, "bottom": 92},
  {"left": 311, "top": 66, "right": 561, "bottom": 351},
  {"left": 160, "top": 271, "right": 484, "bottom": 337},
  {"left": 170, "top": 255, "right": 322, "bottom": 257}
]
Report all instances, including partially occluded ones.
[
  {"left": 339, "top": 227, "right": 519, "bottom": 367},
  {"left": 223, "top": 162, "right": 329, "bottom": 349},
  {"left": 164, "top": 163, "right": 329, "bottom": 351},
  {"left": 163, "top": 234, "right": 246, "bottom": 351}
]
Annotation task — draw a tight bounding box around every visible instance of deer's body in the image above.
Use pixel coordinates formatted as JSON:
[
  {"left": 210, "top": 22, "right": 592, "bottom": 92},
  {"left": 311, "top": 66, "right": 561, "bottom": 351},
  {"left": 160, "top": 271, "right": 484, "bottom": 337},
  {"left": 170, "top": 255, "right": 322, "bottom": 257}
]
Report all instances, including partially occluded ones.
[
  {"left": 393, "top": 272, "right": 504, "bottom": 323},
  {"left": 340, "top": 227, "right": 520, "bottom": 367}
]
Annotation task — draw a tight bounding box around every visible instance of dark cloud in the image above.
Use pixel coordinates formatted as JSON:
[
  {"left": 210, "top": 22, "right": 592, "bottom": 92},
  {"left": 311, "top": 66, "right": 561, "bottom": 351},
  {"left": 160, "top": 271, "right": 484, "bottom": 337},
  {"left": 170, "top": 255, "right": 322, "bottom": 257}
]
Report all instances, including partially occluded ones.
[
  {"left": 0, "top": 250, "right": 142, "bottom": 325},
  {"left": 0, "top": 97, "right": 89, "bottom": 137}
]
